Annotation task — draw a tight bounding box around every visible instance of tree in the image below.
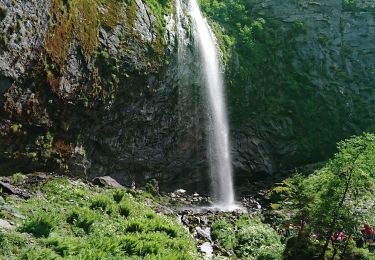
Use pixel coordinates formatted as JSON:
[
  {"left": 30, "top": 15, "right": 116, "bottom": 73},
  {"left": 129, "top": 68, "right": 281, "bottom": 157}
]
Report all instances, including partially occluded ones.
[{"left": 303, "top": 133, "right": 375, "bottom": 258}]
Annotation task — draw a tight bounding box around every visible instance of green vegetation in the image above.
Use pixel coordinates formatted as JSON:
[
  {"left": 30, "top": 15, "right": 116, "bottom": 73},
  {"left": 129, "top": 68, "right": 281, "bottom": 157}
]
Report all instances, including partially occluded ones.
[
  {"left": 0, "top": 178, "right": 198, "bottom": 259},
  {"left": 343, "top": 0, "right": 358, "bottom": 11},
  {"left": 236, "top": 220, "right": 284, "bottom": 259},
  {"left": 269, "top": 133, "right": 375, "bottom": 258},
  {"left": 66, "top": 208, "right": 96, "bottom": 234},
  {"left": 43, "top": 0, "right": 125, "bottom": 94},
  {"left": 211, "top": 217, "right": 284, "bottom": 259},
  {"left": 211, "top": 219, "right": 236, "bottom": 250},
  {"left": 143, "top": 0, "right": 171, "bottom": 29},
  {"left": 45, "top": 0, "right": 125, "bottom": 64},
  {"left": 42, "top": 0, "right": 167, "bottom": 104},
  {"left": 145, "top": 179, "right": 160, "bottom": 196},
  {"left": 1, "top": 133, "right": 375, "bottom": 259},
  {"left": 8, "top": 172, "right": 25, "bottom": 185},
  {"left": 20, "top": 214, "right": 58, "bottom": 238},
  {"left": 199, "top": 0, "right": 374, "bottom": 165}
]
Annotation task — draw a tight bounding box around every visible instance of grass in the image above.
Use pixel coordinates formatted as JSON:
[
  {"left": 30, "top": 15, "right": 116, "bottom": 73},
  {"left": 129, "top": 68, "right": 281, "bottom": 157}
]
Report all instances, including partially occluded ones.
[{"left": 0, "top": 178, "right": 198, "bottom": 259}]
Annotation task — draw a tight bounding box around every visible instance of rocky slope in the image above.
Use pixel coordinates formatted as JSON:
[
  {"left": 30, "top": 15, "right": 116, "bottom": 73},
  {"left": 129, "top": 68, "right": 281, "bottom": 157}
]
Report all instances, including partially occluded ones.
[{"left": 1, "top": 0, "right": 374, "bottom": 193}]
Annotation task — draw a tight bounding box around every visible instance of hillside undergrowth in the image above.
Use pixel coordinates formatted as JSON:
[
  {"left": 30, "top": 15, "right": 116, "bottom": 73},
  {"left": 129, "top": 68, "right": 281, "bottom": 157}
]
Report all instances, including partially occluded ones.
[{"left": 0, "top": 178, "right": 197, "bottom": 259}]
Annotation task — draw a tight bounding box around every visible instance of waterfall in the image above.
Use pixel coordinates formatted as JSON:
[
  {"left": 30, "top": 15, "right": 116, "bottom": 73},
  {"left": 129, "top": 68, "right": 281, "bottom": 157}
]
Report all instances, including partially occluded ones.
[
  {"left": 188, "top": 0, "right": 236, "bottom": 210},
  {"left": 175, "top": 0, "right": 185, "bottom": 60}
]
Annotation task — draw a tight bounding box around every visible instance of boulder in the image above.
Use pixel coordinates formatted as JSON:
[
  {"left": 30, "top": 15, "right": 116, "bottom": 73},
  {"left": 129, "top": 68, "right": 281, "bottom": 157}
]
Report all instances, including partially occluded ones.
[
  {"left": 196, "top": 226, "right": 212, "bottom": 242},
  {"left": 92, "top": 176, "right": 123, "bottom": 188},
  {"left": 198, "top": 242, "right": 213, "bottom": 259},
  {"left": 0, "top": 181, "right": 30, "bottom": 198}
]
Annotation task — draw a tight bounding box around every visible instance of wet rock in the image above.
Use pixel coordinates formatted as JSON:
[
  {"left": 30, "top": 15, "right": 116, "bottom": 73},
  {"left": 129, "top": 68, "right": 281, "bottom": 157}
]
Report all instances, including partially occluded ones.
[
  {"left": 201, "top": 216, "right": 209, "bottom": 225},
  {"left": 26, "top": 172, "right": 50, "bottom": 183},
  {"left": 198, "top": 242, "right": 213, "bottom": 259},
  {"left": 196, "top": 226, "right": 211, "bottom": 242},
  {"left": 181, "top": 214, "right": 189, "bottom": 225},
  {"left": 92, "top": 176, "right": 123, "bottom": 188},
  {"left": 192, "top": 216, "right": 201, "bottom": 224},
  {"left": 175, "top": 189, "right": 186, "bottom": 195},
  {"left": 0, "top": 181, "right": 30, "bottom": 198}
]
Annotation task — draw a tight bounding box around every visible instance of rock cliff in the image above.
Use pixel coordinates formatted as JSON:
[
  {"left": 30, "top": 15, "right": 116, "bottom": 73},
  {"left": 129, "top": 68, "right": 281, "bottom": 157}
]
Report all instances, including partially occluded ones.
[
  {"left": 0, "top": 0, "right": 374, "bottom": 193},
  {"left": 206, "top": 0, "right": 375, "bottom": 181}
]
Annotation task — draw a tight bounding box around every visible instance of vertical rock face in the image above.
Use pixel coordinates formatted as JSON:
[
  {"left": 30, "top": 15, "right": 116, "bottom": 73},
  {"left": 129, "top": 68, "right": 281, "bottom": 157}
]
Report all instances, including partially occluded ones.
[
  {"left": 227, "top": 0, "right": 375, "bottom": 181},
  {"left": 0, "top": 0, "right": 209, "bottom": 191},
  {"left": 0, "top": 0, "right": 374, "bottom": 192}
]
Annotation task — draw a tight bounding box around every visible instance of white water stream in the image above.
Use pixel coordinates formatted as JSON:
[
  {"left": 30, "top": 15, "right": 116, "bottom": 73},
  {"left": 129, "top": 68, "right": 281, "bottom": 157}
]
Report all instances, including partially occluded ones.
[{"left": 188, "top": 0, "right": 236, "bottom": 210}]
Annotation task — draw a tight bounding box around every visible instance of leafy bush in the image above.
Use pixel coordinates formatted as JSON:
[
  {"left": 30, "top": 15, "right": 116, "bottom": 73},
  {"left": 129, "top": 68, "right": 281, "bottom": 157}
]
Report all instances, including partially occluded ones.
[
  {"left": 113, "top": 189, "right": 125, "bottom": 203},
  {"left": 152, "top": 223, "right": 179, "bottom": 238},
  {"left": 283, "top": 234, "right": 320, "bottom": 260},
  {"left": 271, "top": 133, "right": 375, "bottom": 258},
  {"left": 211, "top": 219, "right": 236, "bottom": 250},
  {"left": 145, "top": 179, "right": 159, "bottom": 196},
  {"left": 20, "top": 214, "right": 57, "bottom": 238},
  {"left": 90, "top": 195, "right": 115, "bottom": 214},
  {"left": 118, "top": 202, "right": 131, "bottom": 218},
  {"left": 9, "top": 172, "right": 25, "bottom": 184},
  {"left": 0, "top": 231, "right": 27, "bottom": 256},
  {"left": 125, "top": 220, "right": 146, "bottom": 233},
  {"left": 67, "top": 208, "right": 95, "bottom": 234},
  {"left": 235, "top": 220, "right": 284, "bottom": 259},
  {"left": 21, "top": 247, "right": 61, "bottom": 259}
]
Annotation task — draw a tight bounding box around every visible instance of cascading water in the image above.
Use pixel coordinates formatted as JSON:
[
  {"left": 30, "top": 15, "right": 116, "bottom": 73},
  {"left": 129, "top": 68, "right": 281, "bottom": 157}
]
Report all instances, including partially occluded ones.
[{"left": 188, "top": 0, "right": 236, "bottom": 210}]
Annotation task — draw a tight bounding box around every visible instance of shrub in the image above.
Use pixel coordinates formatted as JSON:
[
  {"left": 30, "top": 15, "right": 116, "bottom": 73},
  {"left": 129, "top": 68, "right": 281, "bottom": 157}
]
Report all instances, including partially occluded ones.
[
  {"left": 113, "top": 190, "right": 125, "bottom": 203},
  {"left": 9, "top": 172, "right": 25, "bottom": 184},
  {"left": 235, "top": 221, "right": 284, "bottom": 259},
  {"left": 211, "top": 219, "right": 236, "bottom": 250},
  {"left": 20, "top": 214, "right": 57, "bottom": 238},
  {"left": 125, "top": 221, "right": 145, "bottom": 233},
  {"left": 153, "top": 223, "right": 178, "bottom": 238},
  {"left": 283, "top": 234, "right": 320, "bottom": 260},
  {"left": 118, "top": 202, "right": 131, "bottom": 218},
  {"left": 0, "top": 231, "right": 27, "bottom": 256},
  {"left": 90, "top": 195, "right": 114, "bottom": 214},
  {"left": 145, "top": 179, "right": 159, "bottom": 196},
  {"left": 45, "top": 236, "right": 82, "bottom": 257},
  {"left": 21, "top": 247, "right": 60, "bottom": 259},
  {"left": 67, "top": 208, "right": 95, "bottom": 234}
]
